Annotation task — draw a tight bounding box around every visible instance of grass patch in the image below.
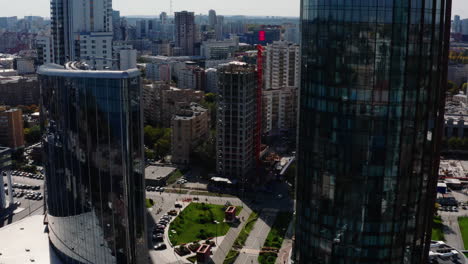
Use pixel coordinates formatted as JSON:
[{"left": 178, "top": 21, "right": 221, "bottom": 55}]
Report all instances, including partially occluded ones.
[
  {"left": 258, "top": 252, "right": 277, "bottom": 264},
  {"left": 431, "top": 216, "right": 445, "bottom": 241},
  {"left": 165, "top": 189, "right": 189, "bottom": 194},
  {"left": 167, "top": 170, "right": 183, "bottom": 185},
  {"left": 459, "top": 217, "right": 468, "bottom": 249},
  {"left": 233, "top": 212, "right": 259, "bottom": 248},
  {"left": 191, "top": 191, "right": 237, "bottom": 198},
  {"left": 263, "top": 212, "right": 292, "bottom": 249},
  {"left": 223, "top": 250, "right": 240, "bottom": 264},
  {"left": 146, "top": 198, "right": 155, "bottom": 208},
  {"left": 168, "top": 203, "right": 242, "bottom": 245}
]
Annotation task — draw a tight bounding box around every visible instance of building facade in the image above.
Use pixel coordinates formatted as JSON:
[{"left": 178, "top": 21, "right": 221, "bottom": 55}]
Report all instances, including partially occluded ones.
[
  {"left": 0, "top": 107, "right": 24, "bottom": 149},
  {"left": 143, "top": 82, "right": 204, "bottom": 127},
  {"left": 175, "top": 11, "right": 196, "bottom": 56},
  {"left": 36, "top": 35, "right": 55, "bottom": 65},
  {"left": 208, "top": 10, "right": 217, "bottom": 29},
  {"left": 294, "top": 1, "right": 452, "bottom": 264},
  {"left": 0, "top": 76, "right": 39, "bottom": 106},
  {"left": 264, "top": 41, "right": 300, "bottom": 90},
  {"left": 50, "top": 0, "right": 113, "bottom": 69},
  {"left": 262, "top": 87, "right": 297, "bottom": 135},
  {"left": 38, "top": 62, "right": 147, "bottom": 264},
  {"left": 216, "top": 62, "right": 256, "bottom": 179},
  {"left": 171, "top": 103, "right": 210, "bottom": 164}
]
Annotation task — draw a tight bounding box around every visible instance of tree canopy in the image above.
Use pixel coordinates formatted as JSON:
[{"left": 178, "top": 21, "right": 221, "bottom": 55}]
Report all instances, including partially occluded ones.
[{"left": 144, "top": 125, "right": 171, "bottom": 159}]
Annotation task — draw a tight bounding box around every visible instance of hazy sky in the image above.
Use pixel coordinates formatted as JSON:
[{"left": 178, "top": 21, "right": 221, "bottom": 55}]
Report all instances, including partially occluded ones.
[{"left": 2, "top": 0, "right": 467, "bottom": 18}]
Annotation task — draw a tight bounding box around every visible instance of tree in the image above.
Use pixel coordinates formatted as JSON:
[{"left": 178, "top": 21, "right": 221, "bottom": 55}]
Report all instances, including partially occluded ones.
[
  {"left": 144, "top": 125, "right": 171, "bottom": 159},
  {"left": 24, "top": 125, "right": 41, "bottom": 144},
  {"left": 191, "top": 130, "right": 216, "bottom": 173},
  {"left": 462, "top": 83, "right": 468, "bottom": 93},
  {"left": 202, "top": 93, "right": 217, "bottom": 130},
  {"left": 448, "top": 81, "right": 459, "bottom": 95}
]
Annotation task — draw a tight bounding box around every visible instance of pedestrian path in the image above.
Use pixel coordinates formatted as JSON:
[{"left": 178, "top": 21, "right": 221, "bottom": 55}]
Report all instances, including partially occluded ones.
[
  {"left": 211, "top": 206, "right": 253, "bottom": 264},
  {"left": 234, "top": 210, "right": 277, "bottom": 264}
]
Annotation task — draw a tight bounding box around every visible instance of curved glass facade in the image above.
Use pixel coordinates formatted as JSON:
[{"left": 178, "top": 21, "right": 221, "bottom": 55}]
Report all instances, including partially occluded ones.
[
  {"left": 39, "top": 66, "right": 147, "bottom": 264},
  {"left": 295, "top": 1, "right": 452, "bottom": 263}
]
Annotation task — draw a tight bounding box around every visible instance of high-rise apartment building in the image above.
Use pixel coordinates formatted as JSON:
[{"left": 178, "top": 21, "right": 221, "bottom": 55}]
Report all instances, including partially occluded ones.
[
  {"left": 262, "top": 41, "right": 299, "bottom": 135},
  {"left": 215, "top": 16, "right": 224, "bottom": 40},
  {"left": 262, "top": 87, "right": 297, "bottom": 135},
  {"left": 0, "top": 107, "right": 24, "bottom": 149},
  {"left": 36, "top": 35, "right": 54, "bottom": 65},
  {"left": 217, "top": 62, "right": 256, "bottom": 179},
  {"left": 175, "top": 11, "right": 196, "bottom": 56},
  {"left": 453, "top": 15, "right": 462, "bottom": 33},
  {"left": 38, "top": 62, "right": 147, "bottom": 264},
  {"left": 160, "top": 12, "right": 168, "bottom": 24},
  {"left": 50, "top": 0, "right": 113, "bottom": 69},
  {"left": 294, "top": 1, "right": 452, "bottom": 264},
  {"left": 264, "top": 41, "right": 300, "bottom": 90},
  {"left": 208, "top": 10, "right": 217, "bottom": 29}
]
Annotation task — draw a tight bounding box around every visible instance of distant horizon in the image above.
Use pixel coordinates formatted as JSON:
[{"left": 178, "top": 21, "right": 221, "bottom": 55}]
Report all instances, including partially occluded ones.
[{"left": 1, "top": 0, "right": 466, "bottom": 19}]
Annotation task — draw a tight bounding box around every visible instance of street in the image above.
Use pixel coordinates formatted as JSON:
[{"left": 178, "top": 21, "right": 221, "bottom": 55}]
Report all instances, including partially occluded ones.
[{"left": 1, "top": 173, "right": 45, "bottom": 227}]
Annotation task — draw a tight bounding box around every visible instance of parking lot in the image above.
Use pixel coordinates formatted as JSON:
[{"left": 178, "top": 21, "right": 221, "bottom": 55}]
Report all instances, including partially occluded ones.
[{"left": 1, "top": 170, "right": 45, "bottom": 226}]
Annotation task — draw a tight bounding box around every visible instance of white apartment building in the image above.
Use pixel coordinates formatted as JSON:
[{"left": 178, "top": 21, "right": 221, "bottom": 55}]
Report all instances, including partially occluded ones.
[
  {"left": 51, "top": 0, "right": 113, "bottom": 69},
  {"left": 264, "top": 41, "right": 300, "bottom": 90},
  {"left": 36, "top": 35, "right": 54, "bottom": 65}
]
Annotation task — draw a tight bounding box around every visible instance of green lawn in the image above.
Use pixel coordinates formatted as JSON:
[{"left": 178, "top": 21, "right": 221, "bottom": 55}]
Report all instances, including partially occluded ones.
[
  {"left": 191, "top": 191, "right": 237, "bottom": 198},
  {"left": 165, "top": 189, "right": 189, "bottom": 194},
  {"left": 223, "top": 250, "right": 240, "bottom": 264},
  {"left": 431, "top": 216, "right": 445, "bottom": 241},
  {"left": 167, "top": 170, "right": 183, "bottom": 185},
  {"left": 263, "top": 212, "right": 293, "bottom": 249},
  {"left": 258, "top": 252, "right": 277, "bottom": 264},
  {"left": 168, "top": 203, "right": 242, "bottom": 245},
  {"left": 458, "top": 217, "right": 468, "bottom": 249}
]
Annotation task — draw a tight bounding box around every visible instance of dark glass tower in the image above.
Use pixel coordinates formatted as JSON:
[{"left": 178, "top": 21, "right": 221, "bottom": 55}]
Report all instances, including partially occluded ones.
[
  {"left": 38, "top": 62, "right": 147, "bottom": 264},
  {"left": 295, "top": 1, "right": 452, "bottom": 263}
]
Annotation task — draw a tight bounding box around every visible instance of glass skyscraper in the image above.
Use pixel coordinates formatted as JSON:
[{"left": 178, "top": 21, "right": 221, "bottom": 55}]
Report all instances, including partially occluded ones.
[
  {"left": 38, "top": 62, "right": 147, "bottom": 264},
  {"left": 295, "top": 1, "right": 452, "bottom": 263}
]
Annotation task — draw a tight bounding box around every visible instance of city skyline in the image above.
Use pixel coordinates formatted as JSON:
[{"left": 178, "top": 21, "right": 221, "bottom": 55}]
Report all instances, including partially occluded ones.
[{"left": 5, "top": 0, "right": 466, "bottom": 18}]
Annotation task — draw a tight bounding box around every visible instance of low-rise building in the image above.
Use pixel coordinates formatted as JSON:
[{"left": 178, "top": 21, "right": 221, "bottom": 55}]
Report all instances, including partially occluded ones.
[
  {"left": 171, "top": 103, "right": 210, "bottom": 165},
  {"left": 444, "top": 100, "right": 468, "bottom": 139},
  {"left": 0, "top": 107, "right": 24, "bottom": 149},
  {"left": 176, "top": 61, "right": 205, "bottom": 90},
  {"left": 0, "top": 75, "right": 39, "bottom": 106},
  {"left": 145, "top": 165, "right": 177, "bottom": 186},
  {"left": 143, "top": 82, "right": 204, "bottom": 127}
]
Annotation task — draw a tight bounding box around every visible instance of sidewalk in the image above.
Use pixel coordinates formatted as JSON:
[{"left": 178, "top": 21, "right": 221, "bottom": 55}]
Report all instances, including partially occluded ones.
[
  {"left": 276, "top": 216, "right": 294, "bottom": 264},
  {"left": 235, "top": 210, "right": 278, "bottom": 264},
  {"left": 442, "top": 214, "right": 464, "bottom": 250},
  {"left": 211, "top": 206, "right": 253, "bottom": 264}
]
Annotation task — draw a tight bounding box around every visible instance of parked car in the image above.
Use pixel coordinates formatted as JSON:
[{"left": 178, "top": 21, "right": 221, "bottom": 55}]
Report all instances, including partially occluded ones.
[
  {"left": 152, "top": 234, "right": 164, "bottom": 242},
  {"left": 154, "top": 243, "right": 167, "bottom": 250}
]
